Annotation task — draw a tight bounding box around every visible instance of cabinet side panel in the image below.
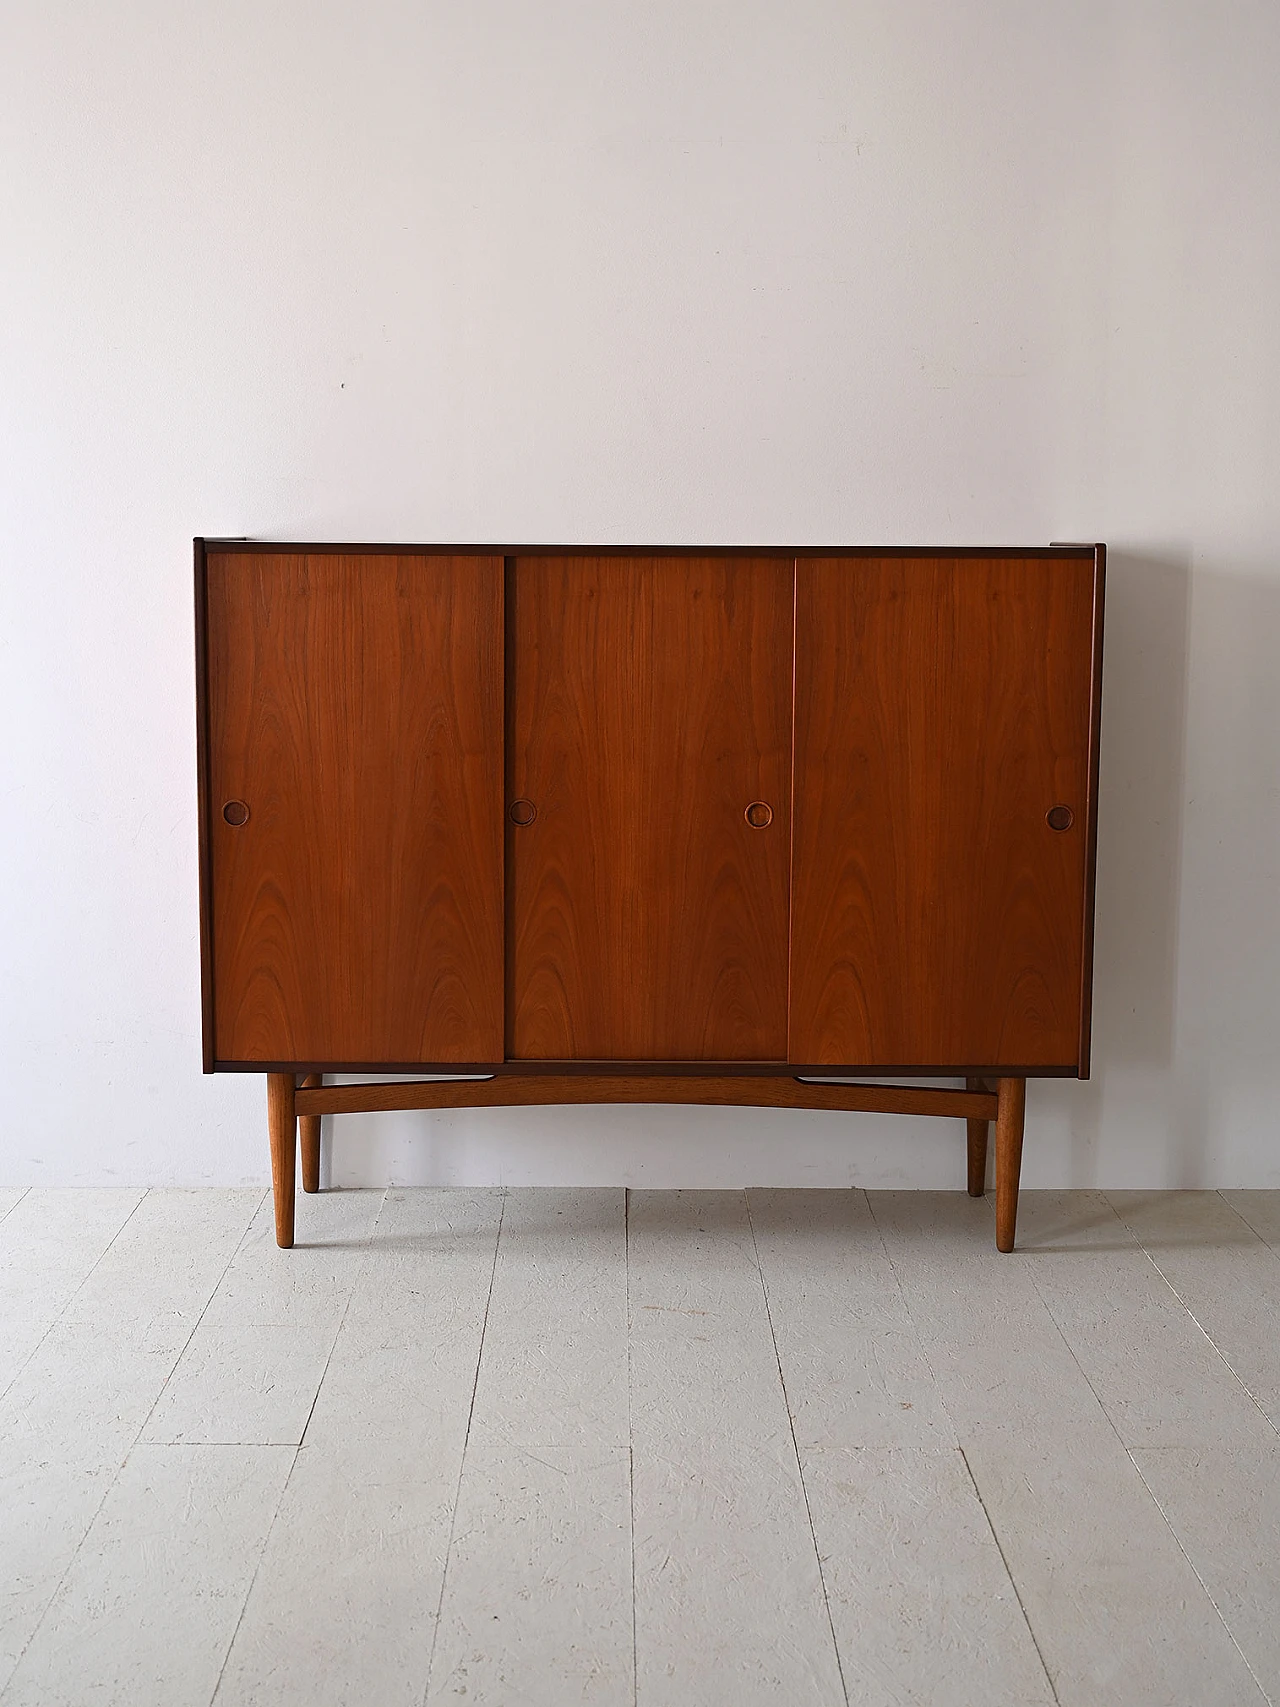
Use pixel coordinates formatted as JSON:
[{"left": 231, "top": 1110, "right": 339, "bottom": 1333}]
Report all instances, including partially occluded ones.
[
  {"left": 194, "top": 539, "right": 215, "bottom": 1072},
  {"left": 1077, "top": 544, "right": 1106, "bottom": 1076},
  {"left": 206, "top": 551, "right": 505, "bottom": 1064},
  {"left": 790, "top": 555, "right": 1095, "bottom": 1069},
  {"left": 508, "top": 554, "right": 794, "bottom": 1060}
]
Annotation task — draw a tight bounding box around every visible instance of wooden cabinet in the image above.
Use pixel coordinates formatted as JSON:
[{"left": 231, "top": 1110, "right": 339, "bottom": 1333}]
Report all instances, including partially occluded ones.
[{"left": 196, "top": 541, "right": 1105, "bottom": 1252}]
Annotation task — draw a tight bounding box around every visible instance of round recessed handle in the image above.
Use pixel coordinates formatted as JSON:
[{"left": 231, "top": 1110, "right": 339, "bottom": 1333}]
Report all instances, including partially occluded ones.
[
  {"left": 509, "top": 799, "right": 537, "bottom": 826},
  {"left": 1046, "top": 805, "right": 1074, "bottom": 832},
  {"left": 222, "top": 800, "right": 250, "bottom": 827},
  {"left": 744, "top": 801, "right": 773, "bottom": 829}
]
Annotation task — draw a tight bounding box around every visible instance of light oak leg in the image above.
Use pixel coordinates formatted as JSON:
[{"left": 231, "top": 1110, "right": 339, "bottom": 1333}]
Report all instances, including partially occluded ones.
[
  {"left": 299, "top": 1073, "right": 322, "bottom": 1194},
  {"left": 995, "top": 1076, "right": 1026, "bottom": 1253},
  {"left": 966, "top": 1076, "right": 989, "bottom": 1197},
  {"left": 267, "top": 1072, "right": 297, "bottom": 1249}
]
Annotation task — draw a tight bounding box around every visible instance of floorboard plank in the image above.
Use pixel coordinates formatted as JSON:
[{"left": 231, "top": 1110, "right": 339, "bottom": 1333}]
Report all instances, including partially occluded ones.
[
  {"left": 751, "top": 1191, "right": 1050, "bottom": 1701},
  {"left": 1220, "top": 1190, "right": 1280, "bottom": 1250},
  {"left": 141, "top": 1190, "right": 384, "bottom": 1446},
  {"left": 427, "top": 1442, "right": 633, "bottom": 1707},
  {"left": 802, "top": 1445, "right": 1055, "bottom": 1707},
  {"left": 1130, "top": 1443, "right": 1280, "bottom": 1702},
  {"left": 629, "top": 1189, "right": 844, "bottom": 1707},
  {"left": 748, "top": 1187, "right": 953, "bottom": 1448},
  {"left": 466, "top": 1187, "right": 629, "bottom": 1450},
  {"left": 426, "top": 1188, "right": 632, "bottom": 1706},
  {"left": 1107, "top": 1191, "right": 1280, "bottom": 1428},
  {"left": 216, "top": 1189, "right": 505, "bottom": 1707},
  {"left": 1016, "top": 1191, "right": 1276, "bottom": 1449}
]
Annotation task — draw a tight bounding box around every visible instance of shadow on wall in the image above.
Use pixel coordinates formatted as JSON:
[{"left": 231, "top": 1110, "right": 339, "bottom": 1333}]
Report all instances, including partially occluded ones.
[
  {"left": 1036, "top": 546, "right": 1193, "bottom": 1180},
  {"left": 1037, "top": 544, "right": 1280, "bottom": 1189},
  {"left": 1067, "top": 552, "right": 1280, "bottom": 1185},
  {"left": 1162, "top": 561, "right": 1280, "bottom": 1181},
  {"left": 1091, "top": 547, "right": 1194, "bottom": 1068}
]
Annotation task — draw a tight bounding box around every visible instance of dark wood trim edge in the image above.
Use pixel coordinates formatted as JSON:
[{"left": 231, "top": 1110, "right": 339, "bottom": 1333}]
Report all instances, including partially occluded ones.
[
  {"left": 194, "top": 538, "right": 215, "bottom": 1074},
  {"left": 1078, "top": 543, "right": 1106, "bottom": 1077},
  {"left": 199, "top": 540, "right": 1098, "bottom": 560},
  {"left": 503, "top": 555, "right": 517, "bottom": 1058},
  {"left": 213, "top": 1058, "right": 1080, "bottom": 1077}
]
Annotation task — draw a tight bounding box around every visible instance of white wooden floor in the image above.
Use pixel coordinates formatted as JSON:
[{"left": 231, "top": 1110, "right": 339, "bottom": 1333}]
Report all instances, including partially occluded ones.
[{"left": 3, "top": 1186, "right": 1280, "bottom": 1706}]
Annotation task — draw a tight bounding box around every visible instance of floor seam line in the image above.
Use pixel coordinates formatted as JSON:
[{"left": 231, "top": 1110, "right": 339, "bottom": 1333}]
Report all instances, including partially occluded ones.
[
  {"left": 0, "top": 1186, "right": 30, "bottom": 1226},
  {"left": 1126, "top": 1446, "right": 1274, "bottom": 1706},
  {"left": 1103, "top": 1196, "right": 1280, "bottom": 1438},
  {"left": 421, "top": 1185, "right": 506, "bottom": 1707},
  {"left": 864, "top": 1191, "right": 1062, "bottom": 1701},
  {"left": 134, "top": 1188, "right": 271, "bottom": 1445},
  {"left": 0, "top": 1185, "right": 151, "bottom": 1408},
  {"left": 1213, "top": 1190, "right": 1280, "bottom": 1266},
  {"left": 209, "top": 1184, "right": 388, "bottom": 1706},
  {"left": 744, "top": 1190, "right": 850, "bottom": 1707},
  {"left": 1027, "top": 1255, "right": 1270, "bottom": 1701},
  {"left": 296, "top": 1186, "right": 387, "bottom": 1449},
  {"left": 207, "top": 1443, "right": 302, "bottom": 1707},
  {"left": 1141, "top": 1254, "right": 1280, "bottom": 1434},
  {"left": 0, "top": 1188, "right": 263, "bottom": 1696},
  {"left": 958, "top": 1447, "right": 1061, "bottom": 1707},
  {"left": 862, "top": 1191, "right": 965, "bottom": 1447}
]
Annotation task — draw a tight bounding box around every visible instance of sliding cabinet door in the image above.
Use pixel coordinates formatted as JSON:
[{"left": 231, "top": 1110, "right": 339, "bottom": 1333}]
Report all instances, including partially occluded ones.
[
  {"left": 507, "top": 554, "right": 794, "bottom": 1059},
  {"left": 789, "top": 553, "right": 1100, "bottom": 1071},
  {"left": 203, "top": 550, "right": 504, "bottom": 1066}
]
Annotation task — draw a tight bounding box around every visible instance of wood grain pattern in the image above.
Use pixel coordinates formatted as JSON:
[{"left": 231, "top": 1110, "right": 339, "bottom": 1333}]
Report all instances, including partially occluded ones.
[
  {"left": 507, "top": 554, "right": 794, "bottom": 1059},
  {"left": 298, "top": 1074, "right": 321, "bottom": 1193},
  {"left": 266, "top": 1072, "right": 296, "bottom": 1248},
  {"left": 294, "top": 1076, "right": 998, "bottom": 1119},
  {"left": 789, "top": 554, "right": 1097, "bottom": 1070},
  {"left": 205, "top": 551, "right": 504, "bottom": 1065},
  {"left": 995, "top": 1075, "right": 1027, "bottom": 1252},
  {"left": 966, "top": 1075, "right": 990, "bottom": 1197}
]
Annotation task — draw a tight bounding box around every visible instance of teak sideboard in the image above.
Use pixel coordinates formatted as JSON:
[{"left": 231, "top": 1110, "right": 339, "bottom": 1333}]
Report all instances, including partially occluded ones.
[{"left": 195, "top": 542, "right": 1105, "bottom": 1252}]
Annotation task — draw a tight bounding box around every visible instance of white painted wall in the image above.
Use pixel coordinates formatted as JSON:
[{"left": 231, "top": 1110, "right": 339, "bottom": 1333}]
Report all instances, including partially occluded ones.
[{"left": 3, "top": 2, "right": 1278, "bottom": 1190}]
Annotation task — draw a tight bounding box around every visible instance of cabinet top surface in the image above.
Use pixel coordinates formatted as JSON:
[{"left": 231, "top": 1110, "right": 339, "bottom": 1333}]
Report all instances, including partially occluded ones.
[{"left": 197, "top": 540, "right": 1102, "bottom": 559}]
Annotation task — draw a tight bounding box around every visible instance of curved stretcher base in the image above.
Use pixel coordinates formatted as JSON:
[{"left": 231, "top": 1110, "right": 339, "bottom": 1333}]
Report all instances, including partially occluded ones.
[{"left": 266, "top": 1071, "right": 1027, "bottom": 1252}]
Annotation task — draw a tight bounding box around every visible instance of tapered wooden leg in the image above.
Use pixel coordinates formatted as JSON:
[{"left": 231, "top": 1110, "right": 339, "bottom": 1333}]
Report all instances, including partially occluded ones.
[
  {"left": 966, "top": 1076, "right": 989, "bottom": 1197},
  {"left": 994, "top": 1076, "right": 1026, "bottom": 1253},
  {"left": 299, "top": 1074, "right": 322, "bottom": 1194},
  {"left": 267, "top": 1073, "right": 297, "bottom": 1249}
]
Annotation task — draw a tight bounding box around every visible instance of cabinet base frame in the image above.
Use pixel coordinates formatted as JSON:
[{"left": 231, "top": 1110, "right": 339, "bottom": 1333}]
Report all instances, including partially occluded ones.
[{"left": 265, "top": 1072, "right": 1026, "bottom": 1253}]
